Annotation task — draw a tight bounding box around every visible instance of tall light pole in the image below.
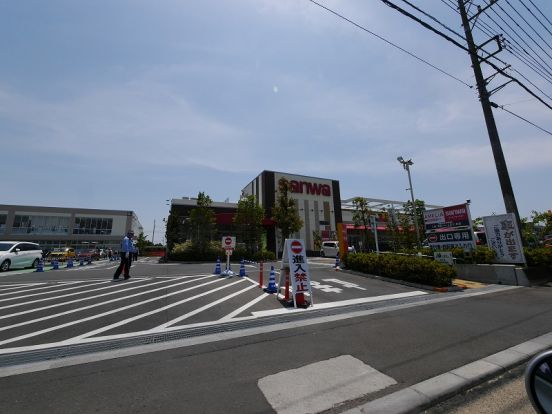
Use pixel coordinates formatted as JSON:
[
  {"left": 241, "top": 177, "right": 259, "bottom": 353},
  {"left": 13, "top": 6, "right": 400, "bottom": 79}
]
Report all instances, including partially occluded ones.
[{"left": 397, "top": 156, "right": 421, "bottom": 249}]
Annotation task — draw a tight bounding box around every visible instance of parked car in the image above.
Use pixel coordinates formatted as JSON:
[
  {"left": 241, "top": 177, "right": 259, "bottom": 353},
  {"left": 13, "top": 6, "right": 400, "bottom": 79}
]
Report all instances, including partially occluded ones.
[
  {"left": 320, "top": 241, "right": 354, "bottom": 256},
  {"left": 47, "top": 247, "right": 76, "bottom": 262},
  {"left": 0, "top": 241, "right": 43, "bottom": 272},
  {"left": 77, "top": 249, "right": 100, "bottom": 261}
]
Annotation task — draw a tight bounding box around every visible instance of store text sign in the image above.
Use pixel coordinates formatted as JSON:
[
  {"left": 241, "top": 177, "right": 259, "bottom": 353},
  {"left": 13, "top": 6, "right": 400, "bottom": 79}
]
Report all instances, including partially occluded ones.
[
  {"left": 290, "top": 180, "right": 331, "bottom": 197},
  {"left": 424, "top": 203, "right": 470, "bottom": 231}
]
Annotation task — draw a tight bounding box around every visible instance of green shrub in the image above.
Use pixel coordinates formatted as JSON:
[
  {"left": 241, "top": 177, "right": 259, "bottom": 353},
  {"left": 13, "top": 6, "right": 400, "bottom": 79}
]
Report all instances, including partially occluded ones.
[
  {"left": 343, "top": 252, "right": 455, "bottom": 287},
  {"left": 170, "top": 241, "right": 223, "bottom": 261},
  {"left": 169, "top": 241, "right": 276, "bottom": 262},
  {"left": 524, "top": 248, "right": 552, "bottom": 267},
  {"left": 447, "top": 246, "right": 495, "bottom": 264}
]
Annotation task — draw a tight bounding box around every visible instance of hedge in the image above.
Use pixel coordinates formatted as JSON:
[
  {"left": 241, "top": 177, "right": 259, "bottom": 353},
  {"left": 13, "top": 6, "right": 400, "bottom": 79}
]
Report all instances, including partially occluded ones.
[
  {"left": 343, "top": 252, "right": 455, "bottom": 287},
  {"left": 169, "top": 241, "right": 275, "bottom": 262}
]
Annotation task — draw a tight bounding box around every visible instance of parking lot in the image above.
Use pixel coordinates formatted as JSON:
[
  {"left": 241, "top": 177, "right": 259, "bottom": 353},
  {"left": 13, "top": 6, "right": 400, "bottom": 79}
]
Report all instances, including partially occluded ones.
[{"left": 0, "top": 257, "right": 430, "bottom": 354}]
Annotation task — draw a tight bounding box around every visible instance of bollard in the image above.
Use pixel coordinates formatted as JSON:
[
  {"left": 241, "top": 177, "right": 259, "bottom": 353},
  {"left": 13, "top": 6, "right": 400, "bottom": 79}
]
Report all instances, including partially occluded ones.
[
  {"left": 214, "top": 257, "right": 221, "bottom": 275},
  {"left": 284, "top": 267, "right": 290, "bottom": 301},
  {"left": 265, "top": 266, "right": 277, "bottom": 294},
  {"left": 259, "top": 261, "right": 264, "bottom": 288},
  {"left": 36, "top": 259, "right": 44, "bottom": 273},
  {"left": 239, "top": 259, "right": 246, "bottom": 277}
]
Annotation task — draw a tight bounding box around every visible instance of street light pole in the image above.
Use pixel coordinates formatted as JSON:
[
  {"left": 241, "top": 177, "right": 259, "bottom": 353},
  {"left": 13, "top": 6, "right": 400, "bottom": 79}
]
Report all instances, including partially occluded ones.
[{"left": 397, "top": 156, "right": 421, "bottom": 249}]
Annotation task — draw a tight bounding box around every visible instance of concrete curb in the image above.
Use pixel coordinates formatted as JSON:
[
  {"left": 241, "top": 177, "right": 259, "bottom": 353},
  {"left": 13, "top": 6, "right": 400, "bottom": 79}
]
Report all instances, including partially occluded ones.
[
  {"left": 342, "top": 331, "right": 552, "bottom": 414},
  {"left": 340, "top": 268, "right": 463, "bottom": 293}
]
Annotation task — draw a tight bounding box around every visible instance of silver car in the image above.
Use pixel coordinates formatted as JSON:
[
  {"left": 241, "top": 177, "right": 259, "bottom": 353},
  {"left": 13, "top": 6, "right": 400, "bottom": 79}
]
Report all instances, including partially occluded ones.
[{"left": 0, "top": 241, "right": 43, "bottom": 272}]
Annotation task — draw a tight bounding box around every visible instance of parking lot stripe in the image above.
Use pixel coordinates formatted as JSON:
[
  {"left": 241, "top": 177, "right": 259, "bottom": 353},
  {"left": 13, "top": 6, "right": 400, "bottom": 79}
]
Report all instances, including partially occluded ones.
[
  {"left": 252, "top": 291, "right": 429, "bottom": 317},
  {"left": 0, "top": 277, "right": 225, "bottom": 347},
  {"left": 0, "top": 276, "right": 214, "bottom": 330},
  {"left": 0, "top": 280, "right": 108, "bottom": 303},
  {"left": 0, "top": 281, "right": 84, "bottom": 297},
  {"left": 218, "top": 291, "right": 270, "bottom": 322},
  {"left": 154, "top": 283, "right": 257, "bottom": 329},
  {"left": 66, "top": 279, "right": 245, "bottom": 342}
]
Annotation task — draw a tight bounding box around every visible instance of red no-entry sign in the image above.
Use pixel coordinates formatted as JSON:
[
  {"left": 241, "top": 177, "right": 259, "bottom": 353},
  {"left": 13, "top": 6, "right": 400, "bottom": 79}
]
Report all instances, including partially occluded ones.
[{"left": 291, "top": 240, "right": 303, "bottom": 254}]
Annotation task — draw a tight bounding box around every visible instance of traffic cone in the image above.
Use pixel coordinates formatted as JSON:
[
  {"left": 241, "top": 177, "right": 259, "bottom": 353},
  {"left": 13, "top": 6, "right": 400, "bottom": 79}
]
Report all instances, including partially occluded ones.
[
  {"left": 87, "top": 256, "right": 92, "bottom": 265},
  {"left": 79, "top": 257, "right": 84, "bottom": 266},
  {"left": 296, "top": 292, "right": 307, "bottom": 307},
  {"left": 335, "top": 254, "right": 341, "bottom": 271},
  {"left": 214, "top": 257, "right": 221, "bottom": 275},
  {"left": 52, "top": 260, "right": 59, "bottom": 270},
  {"left": 265, "top": 266, "right": 277, "bottom": 294},
  {"left": 66, "top": 258, "right": 73, "bottom": 268},
  {"left": 36, "top": 259, "right": 44, "bottom": 273},
  {"left": 239, "top": 259, "right": 246, "bottom": 277}
]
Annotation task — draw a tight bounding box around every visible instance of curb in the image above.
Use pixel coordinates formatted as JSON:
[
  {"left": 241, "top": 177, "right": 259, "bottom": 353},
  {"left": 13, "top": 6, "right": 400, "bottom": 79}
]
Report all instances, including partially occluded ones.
[
  {"left": 339, "top": 268, "right": 463, "bottom": 293},
  {"left": 342, "top": 331, "right": 552, "bottom": 414}
]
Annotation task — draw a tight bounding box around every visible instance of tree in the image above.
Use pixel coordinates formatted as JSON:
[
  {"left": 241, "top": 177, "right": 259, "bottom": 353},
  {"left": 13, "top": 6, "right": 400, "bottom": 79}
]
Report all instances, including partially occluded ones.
[
  {"left": 403, "top": 199, "right": 426, "bottom": 247},
  {"left": 234, "top": 195, "right": 265, "bottom": 255},
  {"left": 352, "top": 197, "right": 373, "bottom": 252},
  {"left": 135, "top": 232, "right": 154, "bottom": 252},
  {"left": 523, "top": 210, "right": 552, "bottom": 246},
  {"left": 272, "top": 178, "right": 303, "bottom": 250},
  {"left": 165, "top": 206, "right": 182, "bottom": 253},
  {"left": 189, "top": 192, "right": 217, "bottom": 254}
]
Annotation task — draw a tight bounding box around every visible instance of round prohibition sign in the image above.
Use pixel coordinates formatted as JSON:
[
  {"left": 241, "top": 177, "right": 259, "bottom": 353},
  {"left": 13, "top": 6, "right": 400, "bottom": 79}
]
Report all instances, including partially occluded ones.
[
  {"left": 224, "top": 237, "right": 233, "bottom": 246},
  {"left": 291, "top": 240, "right": 303, "bottom": 255}
]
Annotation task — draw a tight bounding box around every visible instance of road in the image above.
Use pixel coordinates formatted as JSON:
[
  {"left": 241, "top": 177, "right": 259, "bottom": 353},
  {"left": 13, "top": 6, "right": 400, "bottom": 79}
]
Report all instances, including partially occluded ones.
[{"left": 0, "top": 258, "right": 551, "bottom": 413}]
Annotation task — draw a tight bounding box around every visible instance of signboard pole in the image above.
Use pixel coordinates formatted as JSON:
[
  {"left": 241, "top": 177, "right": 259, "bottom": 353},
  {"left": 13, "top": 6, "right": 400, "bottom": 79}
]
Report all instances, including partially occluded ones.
[{"left": 371, "top": 216, "right": 380, "bottom": 254}]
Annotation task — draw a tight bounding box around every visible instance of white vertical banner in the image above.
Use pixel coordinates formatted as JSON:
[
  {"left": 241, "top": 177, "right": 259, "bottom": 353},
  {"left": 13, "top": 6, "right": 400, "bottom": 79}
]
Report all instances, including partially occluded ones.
[
  {"left": 483, "top": 213, "right": 526, "bottom": 265},
  {"left": 281, "top": 239, "right": 313, "bottom": 307}
]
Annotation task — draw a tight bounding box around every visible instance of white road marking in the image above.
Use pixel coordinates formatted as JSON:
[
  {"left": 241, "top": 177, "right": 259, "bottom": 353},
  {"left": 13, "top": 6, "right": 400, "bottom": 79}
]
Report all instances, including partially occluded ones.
[
  {"left": 153, "top": 283, "right": 257, "bottom": 329},
  {"left": 0, "top": 281, "right": 88, "bottom": 297},
  {"left": 0, "top": 278, "right": 225, "bottom": 347},
  {"left": 251, "top": 291, "right": 429, "bottom": 317},
  {"left": 322, "top": 278, "right": 367, "bottom": 291},
  {"left": 0, "top": 285, "right": 519, "bottom": 358},
  {"left": 0, "top": 280, "right": 108, "bottom": 303},
  {"left": 0, "top": 276, "right": 213, "bottom": 329},
  {"left": 0, "top": 283, "right": 49, "bottom": 292},
  {"left": 218, "top": 292, "right": 270, "bottom": 321},
  {"left": 258, "top": 355, "right": 396, "bottom": 414},
  {"left": 66, "top": 279, "right": 245, "bottom": 342}
]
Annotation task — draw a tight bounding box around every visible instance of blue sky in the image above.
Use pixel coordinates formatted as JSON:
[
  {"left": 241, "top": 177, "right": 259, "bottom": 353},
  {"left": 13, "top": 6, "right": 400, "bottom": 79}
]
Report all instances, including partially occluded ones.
[{"left": 1, "top": 0, "right": 551, "bottom": 242}]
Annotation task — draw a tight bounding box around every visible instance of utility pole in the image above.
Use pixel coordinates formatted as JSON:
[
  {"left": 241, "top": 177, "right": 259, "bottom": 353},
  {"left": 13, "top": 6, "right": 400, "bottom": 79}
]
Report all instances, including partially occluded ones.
[{"left": 457, "top": 0, "right": 524, "bottom": 238}]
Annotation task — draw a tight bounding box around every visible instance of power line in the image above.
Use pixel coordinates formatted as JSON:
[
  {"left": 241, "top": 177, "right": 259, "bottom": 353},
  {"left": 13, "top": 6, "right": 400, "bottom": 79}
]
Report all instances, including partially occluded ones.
[
  {"left": 306, "top": 0, "right": 473, "bottom": 87},
  {"left": 517, "top": 0, "right": 552, "bottom": 39},
  {"left": 485, "top": 2, "right": 552, "bottom": 74},
  {"left": 527, "top": 0, "right": 552, "bottom": 28},
  {"left": 397, "top": 0, "right": 465, "bottom": 40},
  {"left": 505, "top": 0, "right": 552, "bottom": 54},
  {"left": 494, "top": 0, "right": 552, "bottom": 63},
  {"left": 491, "top": 101, "right": 552, "bottom": 136}
]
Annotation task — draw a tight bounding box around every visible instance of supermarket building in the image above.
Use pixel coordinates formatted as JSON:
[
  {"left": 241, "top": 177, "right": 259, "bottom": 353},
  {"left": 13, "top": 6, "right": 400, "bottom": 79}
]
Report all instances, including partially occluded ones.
[{"left": 170, "top": 170, "right": 443, "bottom": 255}]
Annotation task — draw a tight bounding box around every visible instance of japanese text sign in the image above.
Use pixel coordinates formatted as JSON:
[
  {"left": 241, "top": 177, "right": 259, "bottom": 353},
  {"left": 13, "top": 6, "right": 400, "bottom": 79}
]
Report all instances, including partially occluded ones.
[
  {"left": 284, "top": 239, "right": 313, "bottom": 303},
  {"left": 483, "top": 213, "right": 526, "bottom": 264}
]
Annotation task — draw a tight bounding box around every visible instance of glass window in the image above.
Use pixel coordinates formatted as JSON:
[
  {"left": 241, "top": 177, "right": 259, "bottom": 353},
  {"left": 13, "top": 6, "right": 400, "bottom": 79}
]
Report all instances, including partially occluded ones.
[
  {"left": 73, "top": 216, "right": 113, "bottom": 235},
  {"left": 11, "top": 215, "right": 69, "bottom": 235},
  {"left": 0, "top": 214, "right": 6, "bottom": 234}
]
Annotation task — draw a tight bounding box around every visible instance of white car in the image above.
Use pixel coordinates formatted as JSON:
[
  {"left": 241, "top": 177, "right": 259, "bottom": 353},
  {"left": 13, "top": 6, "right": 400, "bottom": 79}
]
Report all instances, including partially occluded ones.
[
  {"left": 0, "top": 241, "right": 43, "bottom": 272},
  {"left": 320, "top": 241, "right": 355, "bottom": 257}
]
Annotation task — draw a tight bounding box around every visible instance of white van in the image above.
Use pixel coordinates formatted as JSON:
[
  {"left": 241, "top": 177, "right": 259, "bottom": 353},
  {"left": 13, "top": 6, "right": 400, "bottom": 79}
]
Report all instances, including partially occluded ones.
[
  {"left": 0, "top": 241, "right": 43, "bottom": 272},
  {"left": 320, "top": 241, "right": 339, "bottom": 257}
]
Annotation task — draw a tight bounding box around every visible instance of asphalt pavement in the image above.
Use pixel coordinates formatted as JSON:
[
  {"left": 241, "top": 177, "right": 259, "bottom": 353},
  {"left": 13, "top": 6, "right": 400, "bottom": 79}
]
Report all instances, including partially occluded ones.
[{"left": 0, "top": 259, "right": 551, "bottom": 413}]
